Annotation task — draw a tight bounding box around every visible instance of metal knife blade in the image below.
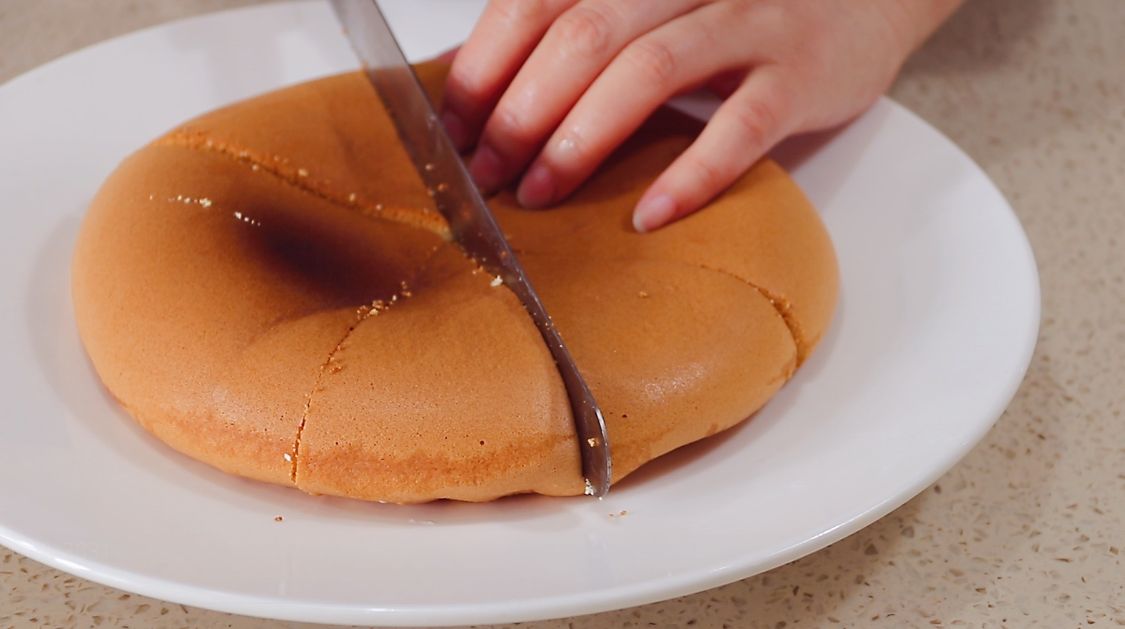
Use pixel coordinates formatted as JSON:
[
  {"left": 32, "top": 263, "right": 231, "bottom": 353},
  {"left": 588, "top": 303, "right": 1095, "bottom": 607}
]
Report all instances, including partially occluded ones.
[{"left": 330, "top": 0, "right": 612, "bottom": 497}]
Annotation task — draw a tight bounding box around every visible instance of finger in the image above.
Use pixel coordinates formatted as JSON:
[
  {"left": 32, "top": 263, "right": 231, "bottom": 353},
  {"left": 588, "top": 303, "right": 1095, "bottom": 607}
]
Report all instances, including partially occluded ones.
[
  {"left": 441, "top": 0, "right": 577, "bottom": 150},
  {"left": 435, "top": 46, "right": 461, "bottom": 65},
  {"left": 515, "top": 1, "right": 759, "bottom": 208},
  {"left": 633, "top": 68, "right": 797, "bottom": 232},
  {"left": 467, "top": 0, "right": 704, "bottom": 193}
]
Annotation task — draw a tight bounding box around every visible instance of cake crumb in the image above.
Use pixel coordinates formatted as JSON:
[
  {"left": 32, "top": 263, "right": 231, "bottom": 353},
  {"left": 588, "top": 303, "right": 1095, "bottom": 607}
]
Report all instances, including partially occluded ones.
[
  {"left": 274, "top": 515, "right": 284, "bottom": 522},
  {"left": 251, "top": 164, "right": 260, "bottom": 171},
  {"left": 584, "top": 479, "right": 595, "bottom": 496},
  {"left": 232, "top": 210, "right": 261, "bottom": 227},
  {"left": 198, "top": 198, "right": 212, "bottom": 208},
  {"left": 283, "top": 452, "right": 292, "bottom": 463},
  {"left": 586, "top": 437, "right": 599, "bottom": 448},
  {"left": 490, "top": 276, "right": 503, "bottom": 288},
  {"left": 348, "top": 192, "right": 357, "bottom": 203},
  {"left": 638, "top": 291, "right": 650, "bottom": 298},
  {"left": 609, "top": 510, "right": 629, "bottom": 518},
  {"left": 297, "top": 168, "right": 309, "bottom": 177}
]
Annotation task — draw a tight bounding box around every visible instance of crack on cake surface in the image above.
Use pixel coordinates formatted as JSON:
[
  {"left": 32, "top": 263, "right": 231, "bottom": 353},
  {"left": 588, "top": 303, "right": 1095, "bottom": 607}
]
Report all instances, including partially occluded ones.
[
  {"left": 287, "top": 245, "right": 446, "bottom": 484},
  {"left": 154, "top": 129, "right": 452, "bottom": 241},
  {"left": 689, "top": 263, "right": 809, "bottom": 366},
  {"left": 513, "top": 250, "right": 809, "bottom": 366}
]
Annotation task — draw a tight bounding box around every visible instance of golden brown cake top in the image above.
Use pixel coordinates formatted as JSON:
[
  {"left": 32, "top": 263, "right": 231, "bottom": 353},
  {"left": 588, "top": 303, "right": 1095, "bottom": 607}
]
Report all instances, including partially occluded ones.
[{"left": 70, "top": 62, "right": 838, "bottom": 502}]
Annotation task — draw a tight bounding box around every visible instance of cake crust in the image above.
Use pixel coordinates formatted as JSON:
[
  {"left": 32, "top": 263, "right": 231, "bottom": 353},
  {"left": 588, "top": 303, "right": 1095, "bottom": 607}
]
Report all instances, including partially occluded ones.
[{"left": 71, "top": 62, "right": 838, "bottom": 503}]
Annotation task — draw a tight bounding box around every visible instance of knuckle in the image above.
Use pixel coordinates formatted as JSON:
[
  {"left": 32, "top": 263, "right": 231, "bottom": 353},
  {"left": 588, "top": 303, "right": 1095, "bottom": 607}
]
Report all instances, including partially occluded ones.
[
  {"left": 728, "top": 0, "right": 757, "bottom": 14},
  {"left": 724, "top": 0, "right": 764, "bottom": 31},
  {"left": 724, "top": 1, "right": 800, "bottom": 60},
  {"left": 445, "top": 69, "right": 487, "bottom": 105},
  {"left": 490, "top": 105, "right": 538, "bottom": 146},
  {"left": 686, "top": 156, "right": 734, "bottom": 194},
  {"left": 490, "top": 0, "right": 549, "bottom": 24},
  {"left": 731, "top": 96, "right": 783, "bottom": 149},
  {"left": 622, "top": 38, "right": 679, "bottom": 86},
  {"left": 553, "top": 5, "right": 616, "bottom": 57}
]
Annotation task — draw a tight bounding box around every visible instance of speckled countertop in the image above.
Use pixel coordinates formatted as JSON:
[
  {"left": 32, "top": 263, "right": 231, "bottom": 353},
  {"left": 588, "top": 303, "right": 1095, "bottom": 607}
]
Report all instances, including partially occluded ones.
[{"left": 2, "top": 1, "right": 1123, "bottom": 627}]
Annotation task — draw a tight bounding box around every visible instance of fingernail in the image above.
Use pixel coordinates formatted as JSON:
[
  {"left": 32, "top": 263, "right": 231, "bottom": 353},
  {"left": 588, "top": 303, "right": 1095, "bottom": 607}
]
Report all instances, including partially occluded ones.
[
  {"left": 633, "top": 193, "right": 677, "bottom": 233},
  {"left": 517, "top": 163, "right": 556, "bottom": 209},
  {"left": 469, "top": 143, "right": 504, "bottom": 192},
  {"left": 441, "top": 110, "right": 468, "bottom": 151}
]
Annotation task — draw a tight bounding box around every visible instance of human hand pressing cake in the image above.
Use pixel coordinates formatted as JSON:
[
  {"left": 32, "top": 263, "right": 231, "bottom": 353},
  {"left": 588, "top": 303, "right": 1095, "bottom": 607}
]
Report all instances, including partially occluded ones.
[
  {"left": 442, "top": 0, "right": 964, "bottom": 230},
  {"left": 71, "top": 2, "right": 961, "bottom": 503}
]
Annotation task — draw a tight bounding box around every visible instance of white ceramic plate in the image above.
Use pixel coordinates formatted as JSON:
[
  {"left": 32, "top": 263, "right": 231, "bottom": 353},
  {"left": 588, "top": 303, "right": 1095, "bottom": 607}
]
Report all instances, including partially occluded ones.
[{"left": 0, "top": 1, "right": 1039, "bottom": 626}]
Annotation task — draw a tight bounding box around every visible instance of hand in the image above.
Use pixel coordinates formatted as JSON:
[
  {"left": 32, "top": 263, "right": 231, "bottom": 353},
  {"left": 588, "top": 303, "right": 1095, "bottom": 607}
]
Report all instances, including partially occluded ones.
[{"left": 441, "top": 0, "right": 963, "bottom": 231}]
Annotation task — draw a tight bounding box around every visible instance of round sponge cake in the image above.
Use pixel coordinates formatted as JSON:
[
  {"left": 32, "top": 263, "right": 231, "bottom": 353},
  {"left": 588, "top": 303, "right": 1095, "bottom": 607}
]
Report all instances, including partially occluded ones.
[{"left": 71, "top": 62, "right": 838, "bottom": 503}]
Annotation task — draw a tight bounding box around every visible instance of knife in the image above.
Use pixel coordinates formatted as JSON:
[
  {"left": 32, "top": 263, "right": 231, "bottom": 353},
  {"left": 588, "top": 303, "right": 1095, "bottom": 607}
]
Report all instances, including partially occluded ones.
[{"left": 330, "top": 0, "right": 612, "bottom": 497}]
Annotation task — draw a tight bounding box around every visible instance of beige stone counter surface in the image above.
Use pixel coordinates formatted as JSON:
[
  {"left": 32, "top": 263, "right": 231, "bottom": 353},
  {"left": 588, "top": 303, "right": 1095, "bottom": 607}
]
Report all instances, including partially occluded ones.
[{"left": 2, "top": 1, "right": 1122, "bottom": 627}]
